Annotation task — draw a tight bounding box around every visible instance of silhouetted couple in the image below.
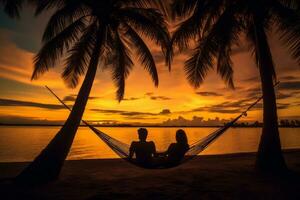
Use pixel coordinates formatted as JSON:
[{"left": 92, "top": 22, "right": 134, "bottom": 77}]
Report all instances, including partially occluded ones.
[{"left": 128, "top": 128, "right": 189, "bottom": 168}]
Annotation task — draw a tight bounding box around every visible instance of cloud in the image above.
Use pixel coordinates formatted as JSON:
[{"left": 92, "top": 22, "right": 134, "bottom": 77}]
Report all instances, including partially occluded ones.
[
  {"left": 162, "top": 116, "right": 230, "bottom": 126},
  {"left": 63, "top": 95, "right": 76, "bottom": 102},
  {"left": 195, "top": 91, "right": 223, "bottom": 97},
  {"left": 145, "top": 92, "right": 154, "bottom": 96},
  {"left": 0, "top": 114, "right": 63, "bottom": 125},
  {"left": 145, "top": 92, "right": 172, "bottom": 100},
  {"left": 0, "top": 98, "right": 68, "bottom": 110},
  {"left": 280, "top": 76, "right": 300, "bottom": 81},
  {"left": 243, "top": 85, "right": 297, "bottom": 101},
  {"left": 245, "top": 87, "right": 261, "bottom": 97},
  {"left": 63, "top": 95, "right": 100, "bottom": 102},
  {"left": 277, "top": 103, "right": 290, "bottom": 110},
  {"left": 160, "top": 109, "right": 171, "bottom": 115},
  {"left": 278, "top": 81, "right": 300, "bottom": 91},
  {"left": 150, "top": 96, "right": 172, "bottom": 100},
  {"left": 242, "top": 76, "right": 260, "bottom": 83},
  {"left": 276, "top": 92, "right": 293, "bottom": 100},
  {"left": 187, "top": 98, "right": 269, "bottom": 114},
  {"left": 123, "top": 97, "right": 142, "bottom": 101},
  {"left": 90, "top": 108, "right": 171, "bottom": 117}
]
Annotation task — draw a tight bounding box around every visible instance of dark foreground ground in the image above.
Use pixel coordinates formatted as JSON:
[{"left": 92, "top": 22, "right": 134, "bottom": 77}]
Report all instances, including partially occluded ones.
[{"left": 0, "top": 151, "right": 300, "bottom": 200}]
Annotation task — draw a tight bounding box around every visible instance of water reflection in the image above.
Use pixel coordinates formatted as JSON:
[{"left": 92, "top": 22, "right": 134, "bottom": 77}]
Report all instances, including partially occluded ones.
[{"left": 0, "top": 126, "right": 299, "bottom": 162}]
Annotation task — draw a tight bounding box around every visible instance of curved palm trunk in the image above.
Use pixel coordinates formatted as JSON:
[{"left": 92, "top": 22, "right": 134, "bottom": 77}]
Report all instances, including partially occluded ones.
[
  {"left": 253, "top": 23, "right": 287, "bottom": 173},
  {"left": 15, "top": 40, "right": 102, "bottom": 185}
]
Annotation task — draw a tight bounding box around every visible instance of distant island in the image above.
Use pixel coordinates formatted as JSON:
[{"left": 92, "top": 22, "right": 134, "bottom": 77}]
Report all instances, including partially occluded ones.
[{"left": 0, "top": 119, "right": 300, "bottom": 128}]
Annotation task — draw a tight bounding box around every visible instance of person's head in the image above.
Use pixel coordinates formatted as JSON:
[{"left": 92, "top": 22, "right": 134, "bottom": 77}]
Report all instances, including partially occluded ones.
[
  {"left": 138, "top": 128, "right": 148, "bottom": 141},
  {"left": 176, "top": 129, "right": 188, "bottom": 144}
]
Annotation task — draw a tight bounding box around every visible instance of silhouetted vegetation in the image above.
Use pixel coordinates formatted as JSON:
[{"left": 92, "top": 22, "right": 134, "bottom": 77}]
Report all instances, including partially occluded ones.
[
  {"left": 171, "top": 0, "right": 300, "bottom": 174},
  {"left": 15, "top": 0, "right": 172, "bottom": 185}
]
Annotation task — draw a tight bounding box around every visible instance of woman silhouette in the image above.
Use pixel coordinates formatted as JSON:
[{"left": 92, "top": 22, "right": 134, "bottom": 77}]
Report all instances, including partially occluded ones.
[{"left": 165, "top": 129, "right": 189, "bottom": 166}]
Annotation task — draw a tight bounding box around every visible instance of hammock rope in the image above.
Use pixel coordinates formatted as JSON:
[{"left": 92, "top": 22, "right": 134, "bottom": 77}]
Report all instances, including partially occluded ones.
[{"left": 45, "top": 82, "right": 278, "bottom": 169}]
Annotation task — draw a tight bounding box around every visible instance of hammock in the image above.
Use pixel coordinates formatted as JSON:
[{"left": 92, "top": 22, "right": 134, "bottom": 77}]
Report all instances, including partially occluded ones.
[{"left": 45, "top": 86, "right": 267, "bottom": 169}]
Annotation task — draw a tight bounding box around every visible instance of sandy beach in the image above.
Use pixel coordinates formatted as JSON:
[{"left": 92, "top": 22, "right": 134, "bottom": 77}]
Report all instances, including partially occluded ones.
[{"left": 0, "top": 150, "right": 299, "bottom": 200}]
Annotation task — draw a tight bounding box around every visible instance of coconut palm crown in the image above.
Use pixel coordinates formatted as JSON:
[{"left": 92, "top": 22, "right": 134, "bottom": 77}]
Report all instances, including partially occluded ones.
[
  {"left": 15, "top": 0, "right": 172, "bottom": 185},
  {"left": 172, "top": 0, "right": 300, "bottom": 173},
  {"left": 32, "top": 0, "right": 172, "bottom": 101}
]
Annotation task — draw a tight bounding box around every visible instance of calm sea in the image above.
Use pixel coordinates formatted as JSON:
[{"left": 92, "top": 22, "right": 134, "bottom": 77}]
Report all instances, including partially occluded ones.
[{"left": 0, "top": 126, "right": 299, "bottom": 162}]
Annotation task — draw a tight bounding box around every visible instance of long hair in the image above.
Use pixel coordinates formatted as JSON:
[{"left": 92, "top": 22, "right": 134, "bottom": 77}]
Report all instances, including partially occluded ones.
[{"left": 176, "top": 129, "right": 188, "bottom": 145}]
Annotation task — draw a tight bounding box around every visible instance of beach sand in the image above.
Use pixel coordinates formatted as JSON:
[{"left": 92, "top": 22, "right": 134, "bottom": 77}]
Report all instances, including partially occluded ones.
[{"left": 0, "top": 151, "right": 300, "bottom": 200}]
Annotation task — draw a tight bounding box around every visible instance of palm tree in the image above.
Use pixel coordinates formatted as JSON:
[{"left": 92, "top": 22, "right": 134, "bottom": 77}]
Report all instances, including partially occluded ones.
[
  {"left": 15, "top": 0, "right": 172, "bottom": 184},
  {"left": 172, "top": 0, "right": 299, "bottom": 173},
  {"left": 0, "top": 0, "right": 27, "bottom": 18}
]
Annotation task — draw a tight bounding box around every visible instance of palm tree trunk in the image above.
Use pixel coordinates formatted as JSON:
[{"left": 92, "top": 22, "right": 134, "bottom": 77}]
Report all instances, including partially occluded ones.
[
  {"left": 15, "top": 38, "right": 102, "bottom": 185},
  {"left": 253, "top": 23, "right": 287, "bottom": 173}
]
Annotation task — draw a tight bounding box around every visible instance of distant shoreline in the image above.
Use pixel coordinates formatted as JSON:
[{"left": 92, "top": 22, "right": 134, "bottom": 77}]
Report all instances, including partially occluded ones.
[{"left": 0, "top": 124, "right": 300, "bottom": 128}]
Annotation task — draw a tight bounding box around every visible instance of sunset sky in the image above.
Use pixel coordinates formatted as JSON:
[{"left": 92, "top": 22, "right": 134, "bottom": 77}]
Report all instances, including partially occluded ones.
[{"left": 0, "top": 6, "right": 299, "bottom": 126}]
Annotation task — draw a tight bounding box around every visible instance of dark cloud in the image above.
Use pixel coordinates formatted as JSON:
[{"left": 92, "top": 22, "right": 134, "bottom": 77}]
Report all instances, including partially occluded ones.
[
  {"left": 276, "top": 92, "right": 293, "bottom": 100},
  {"left": 191, "top": 101, "right": 245, "bottom": 114},
  {"left": 278, "top": 81, "right": 300, "bottom": 91},
  {"left": 277, "top": 103, "right": 290, "bottom": 110},
  {"left": 162, "top": 116, "right": 230, "bottom": 126},
  {"left": 195, "top": 91, "right": 223, "bottom": 97},
  {"left": 63, "top": 95, "right": 76, "bottom": 102},
  {"left": 150, "top": 96, "right": 172, "bottom": 100},
  {"left": 0, "top": 98, "right": 69, "bottom": 110},
  {"left": 90, "top": 108, "right": 171, "bottom": 116},
  {"left": 189, "top": 98, "right": 265, "bottom": 114},
  {"left": 245, "top": 87, "right": 261, "bottom": 98},
  {"left": 145, "top": 92, "right": 154, "bottom": 96},
  {"left": 123, "top": 97, "right": 142, "bottom": 101},
  {"left": 280, "top": 76, "right": 300, "bottom": 81},
  {"left": 0, "top": 115, "right": 63, "bottom": 125},
  {"left": 244, "top": 85, "right": 296, "bottom": 101},
  {"left": 279, "top": 116, "right": 300, "bottom": 120},
  {"left": 242, "top": 76, "right": 260, "bottom": 83},
  {"left": 160, "top": 109, "right": 171, "bottom": 115},
  {"left": 63, "top": 95, "right": 100, "bottom": 102},
  {"left": 193, "top": 106, "right": 242, "bottom": 114},
  {"left": 252, "top": 102, "right": 290, "bottom": 110},
  {"left": 145, "top": 92, "right": 172, "bottom": 100}
]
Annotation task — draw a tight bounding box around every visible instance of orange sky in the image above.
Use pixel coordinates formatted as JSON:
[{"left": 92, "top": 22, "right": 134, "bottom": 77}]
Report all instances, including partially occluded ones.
[{"left": 0, "top": 7, "right": 299, "bottom": 126}]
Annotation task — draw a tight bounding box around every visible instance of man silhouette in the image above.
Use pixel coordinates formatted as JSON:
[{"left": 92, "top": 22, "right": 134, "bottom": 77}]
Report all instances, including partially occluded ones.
[{"left": 129, "top": 128, "right": 156, "bottom": 167}]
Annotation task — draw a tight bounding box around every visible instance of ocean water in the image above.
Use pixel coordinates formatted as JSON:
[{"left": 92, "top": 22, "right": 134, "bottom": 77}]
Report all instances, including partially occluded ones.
[{"left": 0, "top": 126, "right": 299, "bottom": 162}]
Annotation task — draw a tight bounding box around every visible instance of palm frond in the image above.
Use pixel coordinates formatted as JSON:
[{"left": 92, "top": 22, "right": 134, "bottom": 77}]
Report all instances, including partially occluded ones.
[
  {"left": 184, "top": 4, "right": 241, "bottom": 88},
  {"left": 34, "top": 0, "right": 65, "bottom": 15},
  {"left": 172, "top": 0, "right": 226, "bottom": 50},
  {"left": 62, "top": 22, "right": 98, "bottom": 88},
  {"left": 272, "top": 2, "right": 300, "bottom": 64},
  {"left": 117, "top": 7, "right": 172, "bottom": 68},
  {"left": 1, "top": 0, "right": 24, "bottom": 18},
  {"left": 184, "top": 36, "right": 217, "bottom": 88},
  {"left": 171, "top": 0, "right": 199, "bottom": 19},
  {"left": 278, "top": 0, "right": 300, "bottom": 9},
  {"left": 32, "top": 18, "right": 86, "bottom": 80},
  {"left": 172, "top": 11, "right": 202, "bottom": 51},
  {"left": 42, "top": 2, "right": 89, "bottom": 42},
  {"left": 125, "top": 25, "right": 159, "bottom": 86},
  {"left": 217, "top": 48, "right": 234, "bottom": 88},
  {"left": 126, "top": 0, "right": 171, "bottom": 18},
  {"left": 111, "top": 30, "right": 134, "bottom": 101}
]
